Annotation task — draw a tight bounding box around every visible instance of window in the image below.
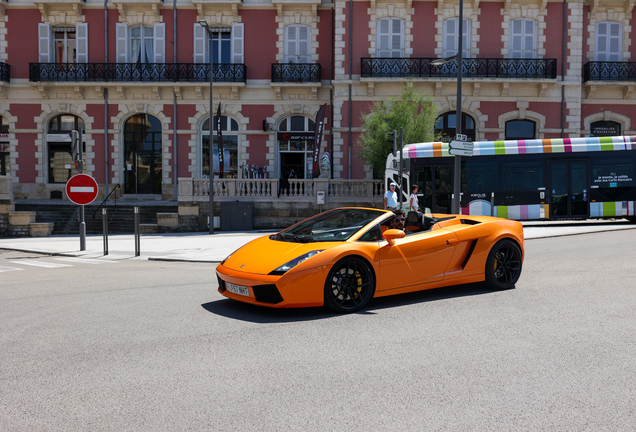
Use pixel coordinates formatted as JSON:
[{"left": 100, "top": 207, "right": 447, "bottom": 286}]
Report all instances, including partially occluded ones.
[
  {"left": 501, "top": 158, "right": 544, "bottom": 191},
  {"left": 38, "top": 24, "right": 88, "bottom": 63},
  {"left": 193, "top": 24, "right": 244, "bottom": 65},
  {"left": 509, "top": 19, "right": 537, "bottom": 58},
  {"left": 116, "top": 24, "right": 165, "bottom": 63},
  {"left": 376, "top": 18, "right": 404, "bottom": 57},
  {"left": 595, "top": 21, "right": 622, "bottom": 61},
  {"left": 124, "top": 115, "right": 162, "bottom": 194},
  {"left": 0, "top": 116, "right": 8, "bottom": 176},
  {"left": 435, "top": 112, "right": 476, "bottom": 142},
  {"left": 47, "top": 115, "right": 85, "bottom": 184},
  {"left": 202, "top": 116, "right": 239, "bottom": 179},
  {"left": 443, "top": 18, "right": 471, "bottom": 58},
  {"left": 278, "top": 116, "right": 315, "bottom": 179},
  {"left": 285, "top": 25, "right": 311, "bottom": 63},
  {"left": 590, "top": 120, "right": 621, "bottom": 137},
  {"left": 505, "top": 120, "right": 535, "bottom": 140}
]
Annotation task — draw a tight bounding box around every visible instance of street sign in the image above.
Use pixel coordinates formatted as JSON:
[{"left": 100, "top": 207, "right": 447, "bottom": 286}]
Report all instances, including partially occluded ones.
[
  {"left": 66, "top": 174, "right": 99, "bottom": 205},
  {"left": 456, "top": 134, "right": 468, "bottom": 141},
  {"left": 449, "top": 140, "right": 474, "bottom": 156}
]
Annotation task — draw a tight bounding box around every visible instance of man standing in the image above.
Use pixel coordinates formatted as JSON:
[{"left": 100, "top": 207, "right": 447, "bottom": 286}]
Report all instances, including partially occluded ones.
[{"left": 384, "top": 182, "right": 398, "bottom": 210}]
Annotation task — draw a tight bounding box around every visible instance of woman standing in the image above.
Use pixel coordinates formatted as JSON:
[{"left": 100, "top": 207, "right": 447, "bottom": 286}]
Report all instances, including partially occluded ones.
[{"left": 409, "top": 184, "right": 419, "bottom": 212}]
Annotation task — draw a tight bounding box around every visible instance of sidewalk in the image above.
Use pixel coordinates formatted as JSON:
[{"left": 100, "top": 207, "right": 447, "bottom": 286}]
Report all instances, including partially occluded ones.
[{"left": 0, "top": 220, "right": 634, "bottom": 263}]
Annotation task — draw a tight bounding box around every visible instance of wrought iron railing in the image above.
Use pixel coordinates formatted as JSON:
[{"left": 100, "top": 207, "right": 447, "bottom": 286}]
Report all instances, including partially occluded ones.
[
  {"left": 271, "top": 63, "right": 321, "bottom": 83},
  {"left": 0, "top": 62, "right": 10, "bottom": 82},
  {"left": 583, "top": 61, "right": 636, "bottom": 82},
  {"left": 361, "top": 58, "right": 557, "bottom": 79},
  {"left": 29, "top": 63, "right": 246, "bottom": 83}
]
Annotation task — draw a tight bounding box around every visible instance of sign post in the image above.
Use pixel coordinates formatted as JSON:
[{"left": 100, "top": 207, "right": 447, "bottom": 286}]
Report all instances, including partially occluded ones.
[{"left": 66, "top": 174, "right": 99, "bottom": 251}]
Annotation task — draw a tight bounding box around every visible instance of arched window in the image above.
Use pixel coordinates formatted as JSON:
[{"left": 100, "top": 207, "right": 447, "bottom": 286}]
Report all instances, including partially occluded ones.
[
  {"left": 47, "top": 114, "right": 85, "bottom": 183},
  {"left": 124, "top": 114, "right": 162, "bottom": 194},
  {"left": 505, "top": 119, "right": 535, "bottom": 140},
  {"left": 278, "top": 116, "right": 315, "bottom": 179},
  {"left": 435, "top": 112, "right": 476, "bottom": 142},
  {"left": 0, "top": 116, "right": 9, "bottom": 176},
  {"left": 590, "top": 120, "right": 621, "bottom": 137},
  {"left": 201, "top": 115, "right": 239, "bottom": 178}
]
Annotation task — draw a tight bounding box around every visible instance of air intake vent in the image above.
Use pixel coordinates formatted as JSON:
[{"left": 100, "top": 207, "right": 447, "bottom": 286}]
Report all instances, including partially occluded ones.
[{"left": 252, "top": 284, "right": 283, "bottom": 304}]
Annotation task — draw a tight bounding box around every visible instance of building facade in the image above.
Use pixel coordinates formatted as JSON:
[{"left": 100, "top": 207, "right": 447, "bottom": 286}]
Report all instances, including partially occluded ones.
[{"left": 0, "top": 0, "right": 634, "bottom": 201}]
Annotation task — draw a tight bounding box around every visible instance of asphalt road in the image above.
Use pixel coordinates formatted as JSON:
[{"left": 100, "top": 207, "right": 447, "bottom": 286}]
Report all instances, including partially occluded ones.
[{"left": 1, "top": 230, "right": 635, "bottom": 431}]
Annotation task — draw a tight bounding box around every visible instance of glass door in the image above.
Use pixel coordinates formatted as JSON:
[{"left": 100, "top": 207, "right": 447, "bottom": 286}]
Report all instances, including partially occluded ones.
[
  {"left": 414, "top": 163, "right": 453, "bottom": 214},
  {"left": 549, "top": 159, "right": 589, "bottom": 219}
]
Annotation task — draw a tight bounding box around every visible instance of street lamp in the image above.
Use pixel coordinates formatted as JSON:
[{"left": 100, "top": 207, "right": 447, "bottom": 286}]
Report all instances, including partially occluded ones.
[
  {"left": 452, "top": 0, "right": 464, "bottom": 215},
  {"left": 200, "top": 20, "right": 214, "bottom": 234}
]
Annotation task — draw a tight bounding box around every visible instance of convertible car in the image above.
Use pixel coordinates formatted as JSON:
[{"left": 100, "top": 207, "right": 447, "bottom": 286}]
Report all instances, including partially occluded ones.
[{"left": 215, "top": 207, "right": 524, "bottom": 313}]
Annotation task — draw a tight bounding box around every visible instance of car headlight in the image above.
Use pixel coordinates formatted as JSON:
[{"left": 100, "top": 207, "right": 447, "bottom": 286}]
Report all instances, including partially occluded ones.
[{"left": 269, "top": 250, "right": 325, "bottom": 275}]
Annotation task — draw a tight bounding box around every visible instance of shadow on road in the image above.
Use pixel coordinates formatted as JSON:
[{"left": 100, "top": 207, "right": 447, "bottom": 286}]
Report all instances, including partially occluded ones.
[{"left": 201, "top": 281, "right": 506, "bottom": 323}]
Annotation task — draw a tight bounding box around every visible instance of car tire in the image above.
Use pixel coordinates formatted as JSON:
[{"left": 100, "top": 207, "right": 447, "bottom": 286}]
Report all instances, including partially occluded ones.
[
  {"left": 324, "top": 256, "right": 375, "bottom": 313},
  {"left": 485, "top": 239, "right": 522, "bottom": 290}
]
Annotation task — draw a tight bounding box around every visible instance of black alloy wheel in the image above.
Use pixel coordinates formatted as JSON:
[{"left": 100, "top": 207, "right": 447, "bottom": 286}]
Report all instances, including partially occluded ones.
[
  {"left": 485, "top": 239, "right": 523, "bottom": 290},
  {"left": 324, "top": 257, "right": 375, "bottom": 313}
]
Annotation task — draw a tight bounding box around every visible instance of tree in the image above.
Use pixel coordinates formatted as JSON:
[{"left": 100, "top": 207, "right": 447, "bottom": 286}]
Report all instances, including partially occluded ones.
[{"left": 358, "top": 84, "right": 438, "bottom": 178}]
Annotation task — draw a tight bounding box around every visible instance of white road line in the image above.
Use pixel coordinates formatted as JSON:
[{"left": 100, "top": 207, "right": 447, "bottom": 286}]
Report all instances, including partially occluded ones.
[
  {"left": 54, "top": 257, "right": 116, "bottom": 265},
  {"left": 8, "top": 260, "right": 73, "bottom": 268},
  {"left": 0, "top": 266, "right": 24, "bottom": 273}
]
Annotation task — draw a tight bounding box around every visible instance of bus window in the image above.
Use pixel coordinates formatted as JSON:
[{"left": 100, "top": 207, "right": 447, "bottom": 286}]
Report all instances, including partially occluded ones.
[
  {"left": 464, "top": 158, "right": 498, "bottom": 193},
  {"left": 501, "top": 158, "right": 544, "bottom": 191}
]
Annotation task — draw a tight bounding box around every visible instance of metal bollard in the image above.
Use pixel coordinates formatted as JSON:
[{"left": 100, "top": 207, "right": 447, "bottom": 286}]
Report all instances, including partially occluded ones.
[
  {"left": 102, "top": 208, "right": 108, "bottom": 256},
  {"left": 491, "top": 192, "right": 495, "bottom": 217},
  {"left": 134, "top": 207, "right": 140, "bottom": 257}
]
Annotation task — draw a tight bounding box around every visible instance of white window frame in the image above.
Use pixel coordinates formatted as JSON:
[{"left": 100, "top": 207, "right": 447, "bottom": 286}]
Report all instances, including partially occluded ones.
[
  {"left": 39, "top": 23, "right": 88, "bottom": 63},
  {"left": 509, "top": 18, "right": 537, "bottom": 59},
  {"left": 284, "top": 25, "right": 311, "bottom": 63},
  {"left": 595, "top": 21, "right": 622, "bottom": 61},
  {"left": 116, "top": 23, "right": 165, "bottom": 63},
  {"left": 376, "top": 17, "right": 404, "bottom": 58},
  {"left": 443, "top": 18, "right": 471, "bottom": 59},
  {"left": 193, "top": 23, "right": 244, "bottom": 64}
]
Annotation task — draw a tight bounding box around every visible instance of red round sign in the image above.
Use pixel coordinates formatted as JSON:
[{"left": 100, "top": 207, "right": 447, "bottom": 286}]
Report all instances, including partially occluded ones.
[{"left": 66, "top": 174, "right": 99, "bottom": 205}]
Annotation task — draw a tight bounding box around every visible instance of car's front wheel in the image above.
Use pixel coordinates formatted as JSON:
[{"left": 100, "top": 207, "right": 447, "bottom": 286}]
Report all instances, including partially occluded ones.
[
  {"left": 324, "top": 257, "right": 375, "bottom": 313},
  {"left": 485, "top": 239, "right": 522, "bottom": 290}
]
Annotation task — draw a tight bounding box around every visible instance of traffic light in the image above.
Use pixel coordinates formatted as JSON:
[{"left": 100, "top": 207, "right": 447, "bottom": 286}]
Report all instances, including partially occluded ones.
[
  {"left": 70, "top": 130, "right": 80, "bottom": 162},
  {"left": 389, "top": 130, "right": 397, "bottom": 157}
]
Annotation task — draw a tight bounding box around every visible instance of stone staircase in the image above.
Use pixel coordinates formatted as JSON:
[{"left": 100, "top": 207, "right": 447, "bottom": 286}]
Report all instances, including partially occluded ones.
[{"left": 13, "top": 201, "right": 179, "bottom": 235}]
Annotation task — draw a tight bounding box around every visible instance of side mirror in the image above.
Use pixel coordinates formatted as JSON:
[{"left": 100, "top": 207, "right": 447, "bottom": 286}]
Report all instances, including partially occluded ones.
[{"left": 382, "top": 228, "right": 406, "bottom": 246}]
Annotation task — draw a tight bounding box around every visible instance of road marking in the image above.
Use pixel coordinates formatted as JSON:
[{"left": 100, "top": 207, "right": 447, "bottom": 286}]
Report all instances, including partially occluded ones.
[
  {"left": 54, "top": 257, "right": 116, "bottom": 265},
  {"left": 8, "top": 260, "right": 73, "bottom": 268},
  {"left": 0, "top": 266, "right": 24, "bottom": 273}
]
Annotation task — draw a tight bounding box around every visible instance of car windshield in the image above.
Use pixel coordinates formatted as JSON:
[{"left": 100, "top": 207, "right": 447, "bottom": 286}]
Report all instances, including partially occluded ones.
[{"left": 270, "top": 208, "right": 387, "bottom": 243}]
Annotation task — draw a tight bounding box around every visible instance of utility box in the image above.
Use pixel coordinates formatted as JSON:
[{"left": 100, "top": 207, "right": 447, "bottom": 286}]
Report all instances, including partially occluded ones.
[
  {"left": 220, "top": 202, "right": 254, "bottom": 231},
  {"left": 316, "top": 191, "right": 325, "bottom": 205}
]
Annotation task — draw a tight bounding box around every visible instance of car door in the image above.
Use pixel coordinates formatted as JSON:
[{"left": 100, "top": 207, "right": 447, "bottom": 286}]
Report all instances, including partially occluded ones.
[{"left": 377, "top": 229, "right": 459, "bottom": 292}]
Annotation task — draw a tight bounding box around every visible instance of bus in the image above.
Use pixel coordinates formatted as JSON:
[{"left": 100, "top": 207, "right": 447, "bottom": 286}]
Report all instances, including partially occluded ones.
[{"left": 385, "top": 136, "right": 636, "bottom": 222}]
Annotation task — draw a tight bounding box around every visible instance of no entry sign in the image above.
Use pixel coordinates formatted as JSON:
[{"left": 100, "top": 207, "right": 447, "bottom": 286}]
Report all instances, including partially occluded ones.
[{"left": 66, "top": 174, "right": 99, "bottom": 205}]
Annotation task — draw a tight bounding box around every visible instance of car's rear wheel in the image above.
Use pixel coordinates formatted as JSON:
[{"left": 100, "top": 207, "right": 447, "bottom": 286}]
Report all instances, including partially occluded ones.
[
  {"left": 485, "top": 239, "right": 522, "bottom": 290},
  {"left": 324, "top": 257, "right": 375, "bottom": 313}
]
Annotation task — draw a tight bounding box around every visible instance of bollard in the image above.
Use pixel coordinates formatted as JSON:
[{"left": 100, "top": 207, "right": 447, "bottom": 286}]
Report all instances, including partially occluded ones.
[
  {"left": 491, "top": 192, "right": 495, "bottom": 217},
  {"left": 79, "top": 205, "right": 86, "bottom": 251},
  {"left": 102, "top": 208, "right": 108, "bottom": 256},
  {"left": 134, "top": 207, "right": 140, "bottom": 257}
]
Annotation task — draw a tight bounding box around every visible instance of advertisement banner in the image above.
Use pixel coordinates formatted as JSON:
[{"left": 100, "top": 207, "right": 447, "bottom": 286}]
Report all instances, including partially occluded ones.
[
  {"left": 216, "top": 102, "right": 223, "bottom": 177},
  {"left": 311, "top": 103, "right": 327, "bottom": 179}
]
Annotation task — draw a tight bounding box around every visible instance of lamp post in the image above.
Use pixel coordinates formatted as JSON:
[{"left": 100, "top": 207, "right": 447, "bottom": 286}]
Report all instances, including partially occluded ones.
[
  {"left": 200, "top": 20, "right": 214, "bottom": 234},
  {"left": 452, "top": 0, "right": 464, "bottom": 215}
]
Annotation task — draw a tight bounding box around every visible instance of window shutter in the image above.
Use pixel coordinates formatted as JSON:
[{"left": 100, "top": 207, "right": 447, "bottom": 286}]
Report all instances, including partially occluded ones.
[
  {"left": 116, "top": 23, "right": 129, "bottom": 63},
  {"left": 193, "top": 23, "right": 206, "bottom": 63},
  {"left": 462, "top": 18, "right": 471, "bottom": 58},
  {"left": 608, "top": 22, "right": 622, "bottom": 61},
  {"left": 38, "top": 23, "right": 52, "bottom": 63},
  {"left": 377, "top": 18, "right": 403, "bottom": 57},
  {"left": 510, "top": 19, "right": 536, "bottom": 59},
  {"left": 596, "top": 21, "right": 622, "bottom": 61},
  {"left": 231, "top": 23, "right": 244, "bottom": 64},
  {"left": 285, "top": 25, "right": 296, "bottom": 62},
  {"left": 76, "top": 23, "right": 88, "bottom": 63},
  {"left": 443, "top": 19, "right": 455, "bottom": 57},
  {"left": 298, "top": 25, "right": 310, "bottom": 63},
  {"left": 154, "top": 23, "right": 165, "bottom": 63}
]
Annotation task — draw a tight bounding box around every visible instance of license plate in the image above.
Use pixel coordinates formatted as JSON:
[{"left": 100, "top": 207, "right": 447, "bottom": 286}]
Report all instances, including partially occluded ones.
[{"left": 227, "top": 282, "right": 250, "bottom": 297}]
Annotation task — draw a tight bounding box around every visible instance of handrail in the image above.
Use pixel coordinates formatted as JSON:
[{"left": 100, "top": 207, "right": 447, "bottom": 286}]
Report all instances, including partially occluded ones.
[{"left": 92, "top": 184, "right": 121, "bottom": 219}]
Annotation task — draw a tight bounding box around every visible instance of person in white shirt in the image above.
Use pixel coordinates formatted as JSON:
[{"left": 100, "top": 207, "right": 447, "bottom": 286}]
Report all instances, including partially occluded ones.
[
  {"left": 384, "top": 182, "right": 398, "bottom": 210},
  {"left": 409, "top": 184, "right": 419, "bottom": 212}
]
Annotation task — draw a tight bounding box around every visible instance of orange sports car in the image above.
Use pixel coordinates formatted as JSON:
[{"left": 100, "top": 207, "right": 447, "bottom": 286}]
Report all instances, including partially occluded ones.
[{"left": 216, "top": 207, "right": 524, "bottom": 313}]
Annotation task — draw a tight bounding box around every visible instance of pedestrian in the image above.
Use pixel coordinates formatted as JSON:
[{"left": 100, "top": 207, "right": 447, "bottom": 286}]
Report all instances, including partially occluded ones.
[
  {"left": 409, "top": 184, "right": 419, "bottom": 212},
  {"left": 384, "top": 182, "right": 398, "bottom": 210},
  {"left": 288, "top": 168, "right": 297, "bottom": 179}
]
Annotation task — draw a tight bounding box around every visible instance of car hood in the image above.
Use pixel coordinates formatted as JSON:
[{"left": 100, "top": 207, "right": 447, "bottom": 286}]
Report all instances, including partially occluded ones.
[{"left": 222, "top": 235, "right": 343, "bottom": 275}]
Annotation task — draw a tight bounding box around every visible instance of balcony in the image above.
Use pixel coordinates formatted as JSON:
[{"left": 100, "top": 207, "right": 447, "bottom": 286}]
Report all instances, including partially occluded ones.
[
  {"left": 29, "top": 63, "right": 247, "bottom": 83},
  {"left": 271, "top": 63, "right": 321, "bottom": 83},
  {"left": 584, "top": 61, "right": 636, "bottom": 82},
  {"left": 0, "top": 62, "right": 9, "bottom": 82},
  {"left": 361, "top": 58, "right": 557, "bottom": 79}
]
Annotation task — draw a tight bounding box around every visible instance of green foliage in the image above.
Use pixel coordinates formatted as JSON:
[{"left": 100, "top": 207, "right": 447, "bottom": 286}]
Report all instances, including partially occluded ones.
[{"left": 358, "top": 83, "right": 438, "bottom": 178}]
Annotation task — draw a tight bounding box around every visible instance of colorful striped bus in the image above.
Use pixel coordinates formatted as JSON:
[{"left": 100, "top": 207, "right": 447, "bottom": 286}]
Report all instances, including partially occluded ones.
[{"left": 385, "top": 136, "right": 636, "bottom": 222}]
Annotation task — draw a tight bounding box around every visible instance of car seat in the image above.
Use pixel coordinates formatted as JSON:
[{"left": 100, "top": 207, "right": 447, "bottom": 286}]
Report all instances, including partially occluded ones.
[{"left": 406, "top": 211, "right": 422, "bottom": 232}]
